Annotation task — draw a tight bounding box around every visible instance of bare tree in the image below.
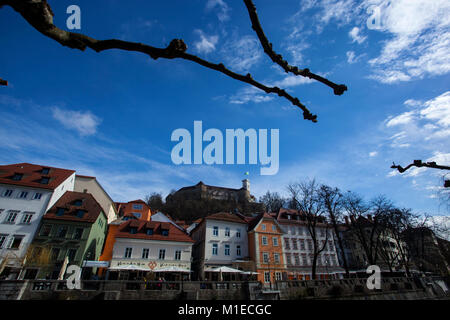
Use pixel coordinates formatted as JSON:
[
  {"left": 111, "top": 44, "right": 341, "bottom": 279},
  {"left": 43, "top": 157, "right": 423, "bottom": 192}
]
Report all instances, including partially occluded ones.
[
  {"left": 287, "top": 179, "right": 330, "bottom": 280},
  {"left": 144, "top": 192, "right": 164, "bottom": 213},
  {"left": 318, "top": 184, "right": 350, "bottom": 277},
  {"left": 342, "top": 192, "right": 390, "bottom": 267},
  {"left": 259, "top": 191, "right": 285, "bottom": 213},
  {"left": 0, "top": 0, "right": 347, "bottom": 122}
]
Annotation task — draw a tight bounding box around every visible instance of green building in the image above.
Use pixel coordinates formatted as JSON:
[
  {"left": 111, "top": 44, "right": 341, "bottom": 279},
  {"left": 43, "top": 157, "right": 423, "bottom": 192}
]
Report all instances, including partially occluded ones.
[{"left": 22, "top": 191, "right": 108, "bottom": 279}]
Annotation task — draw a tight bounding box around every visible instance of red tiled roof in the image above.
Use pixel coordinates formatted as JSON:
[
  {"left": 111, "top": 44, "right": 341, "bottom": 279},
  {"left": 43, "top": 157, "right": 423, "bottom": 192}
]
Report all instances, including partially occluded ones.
[
  {"left": 129, "top": 199, "right": 146, "bottom": 204},
  {"left": 116, "top": 220, "right": 194, "bottom": 243},
  {"left": 0, "top": 163, "right": 75, "bottom": 190},
  {"left": 44, "top": 191, "right": 104, "bottom": 223},
  {"left": 205, "top": 212, "right": 248, "bottom": 224}
]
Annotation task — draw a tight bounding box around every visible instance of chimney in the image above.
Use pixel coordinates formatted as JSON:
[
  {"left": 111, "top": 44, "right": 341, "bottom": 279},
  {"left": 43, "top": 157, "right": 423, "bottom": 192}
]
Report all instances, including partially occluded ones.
[
  {"left": 367, "top": 214, "right": 373, "bottom": 222},
  {"left": 350, "top": 215, "right": 356, "bottom": 223},
  {"left": 344, "top": 216, "right": 349, "bottom": 225},
  {"left": 242, "top": 179, "right": 250, "bottom": 191}
]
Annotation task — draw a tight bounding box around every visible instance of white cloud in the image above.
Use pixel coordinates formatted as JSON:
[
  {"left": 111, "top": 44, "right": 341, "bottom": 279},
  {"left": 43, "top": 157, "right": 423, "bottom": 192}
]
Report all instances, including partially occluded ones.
[
  {"left": 385, "top": 111, "right": 415, "bottom": 127},
  {"left": 369, "top": 151, "right": 378, "bottom": 157},
  {"left": 385, "top": 91, "right": 450, "bottom": 138},
  {"left": 349, "top": 27, "right": 367, "bottom": 44},
  {"left": 273, "top": 74, "right": 315, "bottom": 88},
  {"left": 404, "top": 99, "right": 423, "bottom": 107},
  {"left": 229, "top": 87, "right": 273, "bottom": 105},
  {"left": 316, "top": 0, "right": 357, "bottom": 28},
  {"left": 193, "top": 30, "right": 219, "bottom": 54},
  {"left": 52, "top": 107, "right": 101, "bottom": 136},
  {"left": 346, "top": 51, "right": 357, "bottom": 64},
  {"left": 419, "top": 91, "right": 450, "bottom": 127},
  {"left": 221, "top": 35, "right": 262, "bottom": 71},
  {"left": 206, "top": 0, "right": 230, "bottom": 22},
  {"left": 365, "top": 0, "right": 450, "bottom": 83},
  {"left": 369, "top": 70, "right": 411, "bottom": 84},
  {"left": 382, "top": 92, "right": 450, "bottom": 195}
]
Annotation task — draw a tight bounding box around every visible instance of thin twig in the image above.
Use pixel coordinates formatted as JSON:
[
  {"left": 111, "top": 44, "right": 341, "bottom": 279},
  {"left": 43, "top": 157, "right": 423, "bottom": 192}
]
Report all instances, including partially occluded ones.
[{"left": 243, "top": 0, "right": 347, "bottom": 96}]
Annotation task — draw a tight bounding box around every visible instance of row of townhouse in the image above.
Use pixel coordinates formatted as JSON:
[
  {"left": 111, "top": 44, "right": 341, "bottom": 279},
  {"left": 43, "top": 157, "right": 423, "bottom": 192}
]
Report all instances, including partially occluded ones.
[
  {"left": 0, "top": 162, "right": 345, "bottom": 286},
  {"left": 0, "top": 163, "right": 120, "bottom": 279},
  {"left": 189, "top": 210, "right": 344, "bottom": 285},
  {"left": 3, "top": 162, "right": 436, "bottom": 284}
]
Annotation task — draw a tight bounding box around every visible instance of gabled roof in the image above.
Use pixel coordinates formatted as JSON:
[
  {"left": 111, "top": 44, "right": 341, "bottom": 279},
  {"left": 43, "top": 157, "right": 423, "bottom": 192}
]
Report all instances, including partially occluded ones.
[
  {"left": 129, "top": 199, "right": 147, "bottom": 204},
  {"left": 75, "top": 174, "right": 118, "bottom": 217},
  {"left": 247, "top": 212, "right": 285, "bottom": 233},
  {"left": 205, "top": 212, "right": 248, "bottom": 224},
  {"left": 44, "top": 191, "right": 104, "bottom": 223},
  {"left": 0, "top": 163, "right": 75, "bottom": 190},
  {"left": 275, "top": 208, "right": 328, "bottom": 226},
  {"left": 190, "top": 212, "right": 250, "bottom": 235},
  {"left": 115, "top": 220, "right": 194, "bottom": 243}
]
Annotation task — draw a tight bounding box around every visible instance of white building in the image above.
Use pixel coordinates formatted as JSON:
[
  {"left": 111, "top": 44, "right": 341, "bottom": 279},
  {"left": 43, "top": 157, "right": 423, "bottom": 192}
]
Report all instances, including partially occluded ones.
[
  {"left": 74, "top": 175, "right": 118, "bottom": 223},
  {"left": 190, "top": 212, "right": 250, "bottom": 280},
  {"left": 109, "top": 220, "right": 194, "bottom": 279},
  {"left": 150, "top": 211, "right": 186, "bottom": 232},
  {"left": 0, "top": 163, "right": 76, "bottom": 278},
  {"left": 274, "top": 208, "right": 345, "bottom": 280}
]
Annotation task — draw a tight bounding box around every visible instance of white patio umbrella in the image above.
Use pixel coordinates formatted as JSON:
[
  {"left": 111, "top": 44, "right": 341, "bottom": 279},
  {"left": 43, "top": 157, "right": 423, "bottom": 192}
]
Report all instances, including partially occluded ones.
[
  {"left": 211, "top": 266, "right": 244, "bottom": 281},
  {"left": 211, "top": 266, "right": 245, "bottom": 273}
]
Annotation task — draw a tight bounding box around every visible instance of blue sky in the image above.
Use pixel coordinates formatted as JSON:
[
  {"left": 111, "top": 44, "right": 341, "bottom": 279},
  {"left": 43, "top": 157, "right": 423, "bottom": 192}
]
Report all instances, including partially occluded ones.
[{"left": 0, "top": 0, "right": 449, "bottom": 215}]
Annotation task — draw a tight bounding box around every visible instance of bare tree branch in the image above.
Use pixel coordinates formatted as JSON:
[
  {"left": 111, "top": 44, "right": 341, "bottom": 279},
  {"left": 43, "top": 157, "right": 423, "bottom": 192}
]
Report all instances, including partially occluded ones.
[
  {"left": 391, "top": 160, "right": 450, "bottom": 188},
  {"left": 391, "top": 160, "right": 450, "bottom": 173},
  {"left": 243, "top": 0, "right": 348, "bottom": 96},
  {"left": 0, "top": 78, "right": 7, "bottom": 86},
  {"left": 0, "top": 0, "right": 349, "bottom": 123}
]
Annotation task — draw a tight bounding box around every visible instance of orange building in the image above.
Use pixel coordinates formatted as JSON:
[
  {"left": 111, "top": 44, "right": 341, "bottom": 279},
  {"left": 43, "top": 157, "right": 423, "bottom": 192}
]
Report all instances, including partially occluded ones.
[
  {"left": 248, "top": 213, "right": 287, "bottom": 287},
  {"left": 115, "top": 199, "right": 152, "bottom": 221},
  {"left": 98, "top": 200, "right": 152, "bottom": 276}
]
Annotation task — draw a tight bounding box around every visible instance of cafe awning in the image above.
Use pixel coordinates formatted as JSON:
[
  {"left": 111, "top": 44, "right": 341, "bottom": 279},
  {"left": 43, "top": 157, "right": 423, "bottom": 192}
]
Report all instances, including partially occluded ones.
[
  {"left": 109, "top": 264, "right": 149, "bottom": 271},
  {"left": 152, "top": 266, "right": 191, "bottom": 273}
]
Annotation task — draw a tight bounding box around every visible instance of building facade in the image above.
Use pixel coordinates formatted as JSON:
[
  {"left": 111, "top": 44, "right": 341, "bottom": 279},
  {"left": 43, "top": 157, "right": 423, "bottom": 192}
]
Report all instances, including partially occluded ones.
[
  {"left": 190, "top": 212, "right": 250, "bottom": 280},
  {"left": 115, "top": 199, "right": 152, "bottom": 221},
  {"left": 248, "top": 213, "right": 287, "bottom": 287},
  {"left": 274, "top": 208, "right": 344, "bottom": 280},
  {"left": 108, "top": 220, "right": 194, "bottom": 279},
  {"left": 23, "top": 191, "right": 108, "bottom": 279},
  {"left": 0, "top": 163, "right": 75, "bottom": 278}
]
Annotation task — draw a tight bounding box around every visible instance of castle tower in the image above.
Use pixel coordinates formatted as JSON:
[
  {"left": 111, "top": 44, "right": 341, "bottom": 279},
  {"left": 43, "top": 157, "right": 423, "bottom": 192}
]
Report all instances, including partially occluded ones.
[{"left": 242, "top": 179, "right": 250, "bottom": 191}]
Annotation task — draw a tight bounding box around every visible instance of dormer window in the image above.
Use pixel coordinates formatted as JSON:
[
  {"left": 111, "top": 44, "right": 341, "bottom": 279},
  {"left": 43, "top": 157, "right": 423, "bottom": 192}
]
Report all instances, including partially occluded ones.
[
  {"left": 161, "top": 229, "right": 169, "bottom": 236},
  {"left": 73, "top": 199, "right": 83, "bottom": 206},
  {"left": 146, "top": 228, "right": 154, "bottom": 235},
  {"left": 130, "top": 227, "right": 138, "bottom": 234},
  {"left": 76, "top": 210, "right": 85, "bottom": 218},
  {"left": 56, "top": 208, "right": 65, "bottom": 216},
  {"left": 40, "top": 177, "right": 50, "bottom": 185},
  {"left": 12, "top": 173, "right": 23, "bottom": 181},
  {"left": 41, "top": 168, "right": 50, "bottom": 175}
]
